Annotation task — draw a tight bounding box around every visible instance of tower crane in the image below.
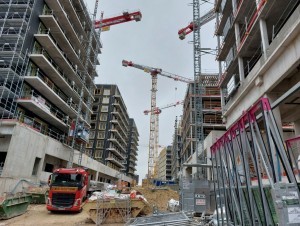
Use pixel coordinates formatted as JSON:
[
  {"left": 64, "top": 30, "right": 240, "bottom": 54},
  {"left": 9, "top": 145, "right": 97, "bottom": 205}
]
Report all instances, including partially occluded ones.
[
  {"left": 143, "top": 100, "right": 183, "bottom": 115},
  {"left": 122, "top": 60, "right": 192, "bottom": 179},
  {"left": 94, "top": 10, "right": 142, "bottom": 30},
  {"left": 178, "top": 8, "right": 215, "bottom": 40}
]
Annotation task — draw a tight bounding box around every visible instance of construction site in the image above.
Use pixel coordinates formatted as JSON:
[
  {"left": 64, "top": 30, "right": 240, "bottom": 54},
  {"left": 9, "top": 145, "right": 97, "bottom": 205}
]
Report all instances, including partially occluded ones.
[{"left": 0, "top": 0, "right": 300, "bottom": 225}]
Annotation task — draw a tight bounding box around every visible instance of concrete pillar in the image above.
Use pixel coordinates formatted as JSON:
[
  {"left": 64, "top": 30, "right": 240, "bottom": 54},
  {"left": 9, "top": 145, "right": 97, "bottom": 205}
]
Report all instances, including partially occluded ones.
[
  {"left": 259, "top": 19, "right": 269, "bottom": 59},
  {"left": 294, "top": 119, "right": 300, "bottom": 136},
  {"left": 235, "top": 23, "right": 245, "bottom": 82}
]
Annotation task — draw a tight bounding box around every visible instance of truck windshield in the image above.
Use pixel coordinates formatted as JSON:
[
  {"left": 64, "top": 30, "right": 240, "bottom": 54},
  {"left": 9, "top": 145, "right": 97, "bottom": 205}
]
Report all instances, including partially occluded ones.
[{"left": 51, "top": 173, "right": 82, "bottom": 186}]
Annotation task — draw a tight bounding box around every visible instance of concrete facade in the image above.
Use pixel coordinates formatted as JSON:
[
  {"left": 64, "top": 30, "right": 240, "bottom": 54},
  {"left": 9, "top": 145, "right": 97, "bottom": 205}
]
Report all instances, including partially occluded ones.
[{"left": 216, "top": 0, "right": 300, "bottom": 137}]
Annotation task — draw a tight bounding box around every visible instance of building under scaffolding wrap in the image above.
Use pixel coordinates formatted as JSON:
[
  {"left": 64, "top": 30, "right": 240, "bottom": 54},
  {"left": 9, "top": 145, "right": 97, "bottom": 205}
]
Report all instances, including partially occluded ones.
[
  {"left": 180, "top": 74, "right": 225, "bottom": 178},
  {"left": 211, "top": 98, "right": 300, "bottom": 225}
]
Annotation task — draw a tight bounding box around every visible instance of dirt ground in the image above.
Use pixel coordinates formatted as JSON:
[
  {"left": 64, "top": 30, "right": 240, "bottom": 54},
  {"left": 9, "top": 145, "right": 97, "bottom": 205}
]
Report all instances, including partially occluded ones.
[
  {"left": 0, "top": 187, "right": 179, "bottom": 226},
  {"left": 133, "top": 187, "right": 179, "bottom": 214},
  {"left": 0, "top": 205, "right": 123, "bottom": 226}
]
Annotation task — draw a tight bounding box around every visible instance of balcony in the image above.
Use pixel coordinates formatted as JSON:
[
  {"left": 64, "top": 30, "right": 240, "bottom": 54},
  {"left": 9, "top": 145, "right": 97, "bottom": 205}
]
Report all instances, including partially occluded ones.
[
  {"left": 23, "top": 72, "right": 78, "bottom": 118},
  {"left": 107, "top": 146, "right": 125, "bottom": 160},
  {"left": 43, "top": 0, "right": 95, "bottom": 84},
  {"left": 110, "top": 128, "right": 127, "bottom": 147},
  {"left": 106, "top": 156, "right": 124, "bottom": 168},
  {"left": 108, "top": 137, "right": 126, "bottom": 153},
  {"left": 16, "top": 91, "right": 68, "bottom": 131},
  {"left": 29, "top": 51, "right": 91, "bottom": 114}
]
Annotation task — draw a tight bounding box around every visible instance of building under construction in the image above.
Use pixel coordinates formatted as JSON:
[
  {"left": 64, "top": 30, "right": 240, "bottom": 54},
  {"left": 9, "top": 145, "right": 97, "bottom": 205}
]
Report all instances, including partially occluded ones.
[
  {"left": 180, "top": 74, "right": 225, "bottom": 178},
  {"left": 0, "top": 0, "right": 134, "bottom": 192}
]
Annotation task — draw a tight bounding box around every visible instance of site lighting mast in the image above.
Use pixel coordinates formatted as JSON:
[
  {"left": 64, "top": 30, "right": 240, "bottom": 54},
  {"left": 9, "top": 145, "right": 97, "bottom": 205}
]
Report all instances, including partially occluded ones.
[{"left": 122, "top": 60, "right": 192, "bottom": 178}]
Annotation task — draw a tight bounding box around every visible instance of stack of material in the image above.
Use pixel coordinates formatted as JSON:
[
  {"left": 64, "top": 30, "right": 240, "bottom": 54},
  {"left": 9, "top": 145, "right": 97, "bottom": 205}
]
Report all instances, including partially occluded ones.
[{"left": 84, "top": 188, "right": 149, "bottom": 224}]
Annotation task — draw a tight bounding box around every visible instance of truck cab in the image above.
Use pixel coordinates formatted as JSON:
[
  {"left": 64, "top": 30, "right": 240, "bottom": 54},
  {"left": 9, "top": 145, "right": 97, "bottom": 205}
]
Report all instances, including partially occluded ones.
[{"left": 46, "top": 168, "right": 89, "bottom": 212}]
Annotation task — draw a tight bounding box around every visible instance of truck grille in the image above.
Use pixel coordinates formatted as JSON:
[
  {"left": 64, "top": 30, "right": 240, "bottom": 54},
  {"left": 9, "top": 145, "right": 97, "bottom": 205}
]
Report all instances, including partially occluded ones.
[{"left": 52, "top": 193, "right": 75, "bottom": 207}]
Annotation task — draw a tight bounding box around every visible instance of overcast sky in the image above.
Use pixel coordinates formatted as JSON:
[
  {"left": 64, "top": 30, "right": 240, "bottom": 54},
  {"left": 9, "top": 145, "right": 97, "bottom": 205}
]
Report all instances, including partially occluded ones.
[{"left": 86, "top": 0, "right": 217, "bottom": 182}]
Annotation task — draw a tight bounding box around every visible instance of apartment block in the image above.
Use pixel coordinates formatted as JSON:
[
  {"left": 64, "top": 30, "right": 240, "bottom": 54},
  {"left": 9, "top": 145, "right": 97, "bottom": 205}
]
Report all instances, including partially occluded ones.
[
  {"left": 125, "top": 118, "right": 139, "bottom": 177},
  {"left": 87, "top": 84, "right": 139, "bottom": 179},
  {"left": 0, "top": 0, "right": 133, "bottom": 191},
  {"left": 215, "top": 0, "right": 300, "bottom": 133},
  {"left": 157, "top": 146, "right": 172, "bottom": 180}
]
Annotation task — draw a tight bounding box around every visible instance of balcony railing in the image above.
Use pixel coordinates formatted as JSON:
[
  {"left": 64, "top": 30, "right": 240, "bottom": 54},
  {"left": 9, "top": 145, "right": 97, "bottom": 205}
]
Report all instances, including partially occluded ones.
[{"left": 19, "top": 90, "right": 67, "bottom": 123}]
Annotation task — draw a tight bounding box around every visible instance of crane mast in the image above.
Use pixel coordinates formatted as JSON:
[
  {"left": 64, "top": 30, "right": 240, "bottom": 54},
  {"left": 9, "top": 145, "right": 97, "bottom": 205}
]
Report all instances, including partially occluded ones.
[
  {"left": 193, "top": 0, "right": 203, "bottom": 178},
  {"left": 122, "top": 60, "right": 191, "bottom": 178}
]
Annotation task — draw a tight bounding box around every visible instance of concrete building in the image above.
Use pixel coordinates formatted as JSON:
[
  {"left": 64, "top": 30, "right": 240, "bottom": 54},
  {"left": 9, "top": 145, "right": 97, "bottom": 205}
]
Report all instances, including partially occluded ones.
[
  {"left": 171, "top": 117, "right": 182, "bottom": 181},
  {"left": 157, "top": 146, "right": 172, "bottom": 180},
  {"left": 180, "top": 82, "right": 226, "bottom": 178},
  {"left": 86, "top": 84, "right": 139, "bottom": 180},
  {"left": 215, "top": 0, "right": 300, "bottom": 135},
  {"left": 0, "top": 0, "right": 133, "bottom": 192},
  {"left": 125, "top": 118, "right": 139, "bottom": 178}
]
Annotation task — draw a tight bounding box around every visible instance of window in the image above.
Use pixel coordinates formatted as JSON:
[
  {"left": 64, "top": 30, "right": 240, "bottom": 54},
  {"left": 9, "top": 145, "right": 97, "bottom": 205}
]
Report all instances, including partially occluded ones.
[
  {"left": 94, "top": 97, "right": 99, "bottom": 103},
  {"left": 103, "top": 89, "right": 110, "bottom": 95},
  {"left": 100, "top": 113, "right": 108, "bottom": 121},
  {"left": 98, "top": 131, "right": 105, "bottom": 139},
  {"left": 99, "top": 122, "right": 106, "bottom": 130},
  {"left": 91, "top": 114, "right": 97, "bottom": 121},
  {"left": 95, "top": 150, "right": 103, "bottom": 159},
  {"left": 89, "top": 131, "right": 95, "bottom": 139},
  {"left": 44, "top": 163, "right": 54, "bottom": 173},
  {"left": 92, "top": 105, "right": 98, "bottom": 112},
  {"left": 101, "top": 105, "right": 108, "bottom": 112},
  {"left": 102, "top": 97, "right": 109, "bottom": 104},
  {"left": 86, "top": 140, "right": 93, "bottom": 148},
  {"left": 90, "top": 123, "right": 96, "bottom": 129},
  {"left": 32, "top": 157, "right": 41, "bottom": 176},
  {"left": 96, "top": 140, "right": 104, "bottom": 148},
  {"left": 94, "top": 89, "right": 101, "bottom": 95}
]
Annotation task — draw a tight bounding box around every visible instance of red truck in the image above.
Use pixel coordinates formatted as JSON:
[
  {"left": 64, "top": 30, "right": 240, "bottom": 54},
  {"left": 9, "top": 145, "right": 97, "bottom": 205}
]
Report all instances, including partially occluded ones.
[{"left": 46, "top": 167, "right": 89, "bottom": 212}]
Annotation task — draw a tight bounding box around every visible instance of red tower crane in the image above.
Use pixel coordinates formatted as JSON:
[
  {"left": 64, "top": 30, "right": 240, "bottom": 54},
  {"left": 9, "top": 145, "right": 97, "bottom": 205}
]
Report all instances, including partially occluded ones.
[
  {"left": 94, "top": 10, "right": 142, "bottom": 30},
  {"left": 178, "top": 8, "right": 215, "bottom": 40},
  {"left": 122, "top": 60, "right": 192, "bottom": 178}
]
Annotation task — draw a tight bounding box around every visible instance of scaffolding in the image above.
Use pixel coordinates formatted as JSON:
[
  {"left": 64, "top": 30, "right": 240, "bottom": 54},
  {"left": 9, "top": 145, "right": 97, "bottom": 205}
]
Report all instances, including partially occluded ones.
[
  {"left": 0, "top": 0, "right": 34, "bottom": 118},
  {"left": 211, "top": 98, "right": 300, "bottom": 226}
]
